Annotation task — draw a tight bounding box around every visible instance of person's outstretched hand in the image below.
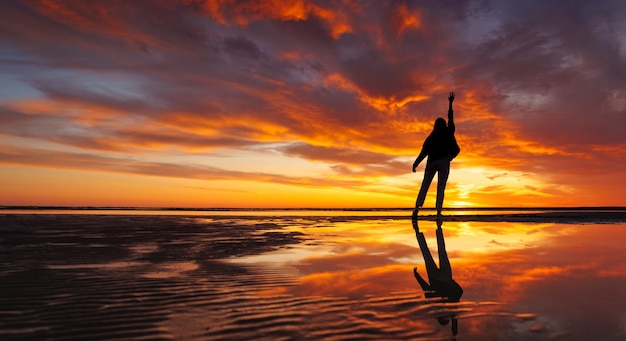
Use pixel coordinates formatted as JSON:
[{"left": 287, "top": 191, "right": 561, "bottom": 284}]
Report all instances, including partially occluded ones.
[{"left": 448, "top": 92, "right": 455, "bottom": 102}]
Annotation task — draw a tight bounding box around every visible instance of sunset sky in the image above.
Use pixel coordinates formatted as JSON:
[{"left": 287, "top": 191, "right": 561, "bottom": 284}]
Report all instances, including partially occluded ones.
[{"left": 1, "top": 0, "right": 625, "bottom": 208}]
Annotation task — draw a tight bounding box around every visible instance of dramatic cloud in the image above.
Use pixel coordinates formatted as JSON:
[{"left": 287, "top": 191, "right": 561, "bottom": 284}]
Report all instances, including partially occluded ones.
[{"left": 1, "top": 0, "right": 625, "bottom": 207}]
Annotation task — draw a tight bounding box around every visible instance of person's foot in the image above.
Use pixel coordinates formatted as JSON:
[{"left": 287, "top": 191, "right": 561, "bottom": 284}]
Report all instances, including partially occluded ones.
[
  {"left": 411, "top": 208, "right": 419, "bottom": 231},
  {"left": 436, "top": 211, "right": 443, "bottom": 227}
]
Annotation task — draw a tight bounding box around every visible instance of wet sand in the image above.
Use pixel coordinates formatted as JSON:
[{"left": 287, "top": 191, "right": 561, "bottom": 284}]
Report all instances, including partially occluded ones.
[{"left": 1, "top": 212, "right": 625, "bottom": 340}]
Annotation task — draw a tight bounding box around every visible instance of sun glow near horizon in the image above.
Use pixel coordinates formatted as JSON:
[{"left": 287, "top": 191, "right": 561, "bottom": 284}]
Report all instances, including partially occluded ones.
[{"left": 0, "top": 154, "right": 592, "bottom": 208}]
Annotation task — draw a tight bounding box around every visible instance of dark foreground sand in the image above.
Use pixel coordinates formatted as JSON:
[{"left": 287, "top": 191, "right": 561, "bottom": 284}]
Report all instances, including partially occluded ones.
[{"left": 1, "top": 212, "right": 625, "bottom": 340}]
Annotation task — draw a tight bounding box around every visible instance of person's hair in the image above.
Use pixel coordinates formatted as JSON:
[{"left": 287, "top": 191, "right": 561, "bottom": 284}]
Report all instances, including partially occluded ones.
[{"left": 432, "top": 117, "right": 447, "bottom": 135}]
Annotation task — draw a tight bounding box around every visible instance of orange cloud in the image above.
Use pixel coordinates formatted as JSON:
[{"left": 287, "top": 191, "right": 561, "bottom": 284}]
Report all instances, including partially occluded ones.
[
  {"left": 200, "top": 0, "right": 352, "bottom": 39},
  {"left": 390, "top": 2, "right": 422, "bottom": 37}
]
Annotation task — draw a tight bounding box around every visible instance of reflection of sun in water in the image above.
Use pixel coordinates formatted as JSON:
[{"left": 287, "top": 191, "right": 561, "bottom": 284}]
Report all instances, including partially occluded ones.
[
  {"left": 442, "top": 222, "right": 559, "bottom": 255},
  {"left": 456, "top": 222, "right": 476, "bottom": 237}
]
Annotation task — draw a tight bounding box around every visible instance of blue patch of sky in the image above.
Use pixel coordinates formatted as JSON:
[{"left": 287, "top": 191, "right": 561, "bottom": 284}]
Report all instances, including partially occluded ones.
[
  {"left": 0, "top": 48, "right": 44, "bottom": 101},
  {"left": 1, "top": 44, "right": 150, "bottom": 107},
  {"left": 0, "top": 75, "right": 42, "bottom": 102}
]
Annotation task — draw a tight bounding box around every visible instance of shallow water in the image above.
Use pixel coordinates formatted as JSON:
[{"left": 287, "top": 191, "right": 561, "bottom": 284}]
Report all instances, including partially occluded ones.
[{"left": 1, "top": 214, "right": 625, "bottom": 340}]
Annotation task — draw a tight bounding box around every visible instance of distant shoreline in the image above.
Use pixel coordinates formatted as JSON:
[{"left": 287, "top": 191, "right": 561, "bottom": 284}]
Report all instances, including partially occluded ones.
[{"left": 1, "top": 207, "right": 625, "bottom": 223}]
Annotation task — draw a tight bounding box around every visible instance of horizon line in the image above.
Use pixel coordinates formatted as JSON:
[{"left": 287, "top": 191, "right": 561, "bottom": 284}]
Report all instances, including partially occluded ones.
[{"left": 2, "top": 205, "right": 625, "bottom": 211}]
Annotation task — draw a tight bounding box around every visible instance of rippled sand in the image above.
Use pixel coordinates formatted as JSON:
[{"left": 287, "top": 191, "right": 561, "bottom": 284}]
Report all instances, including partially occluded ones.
[{"left": 1, "top": 213, "right": 625, "bottom": 340}]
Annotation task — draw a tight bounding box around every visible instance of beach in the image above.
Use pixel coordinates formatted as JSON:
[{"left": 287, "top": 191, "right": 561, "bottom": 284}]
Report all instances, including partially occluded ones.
[{"left": 1, "top": 209, "right": 626, "bottom": 340}]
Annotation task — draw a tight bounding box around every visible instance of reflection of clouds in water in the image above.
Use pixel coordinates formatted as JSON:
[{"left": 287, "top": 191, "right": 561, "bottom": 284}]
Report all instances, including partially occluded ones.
[
  {"left": 454, "top": 222, "right": 626, "bottom": 340},
  {"left": 5, "top": 214, "right": 626, "bottom": 340},
  {"left": 295, "top": 219, "right": 626, "bottom": 339},
  {"left": 141, "top": 261, "right": 199, "bottom": 279},
  {"left": 289, "top": 265, "right": 411, "bottom": 298},
  {"left": 216, "top": 217, "right": 626, "bottom": 339}
]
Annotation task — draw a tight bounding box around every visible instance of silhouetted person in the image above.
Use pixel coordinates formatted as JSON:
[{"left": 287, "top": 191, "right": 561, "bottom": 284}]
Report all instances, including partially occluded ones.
[
  {"left": 412, "top": 92, "right": 460, "bottom": 221},
  {"left": 413, "top": 220, "right": 463, "bottom": 337}
]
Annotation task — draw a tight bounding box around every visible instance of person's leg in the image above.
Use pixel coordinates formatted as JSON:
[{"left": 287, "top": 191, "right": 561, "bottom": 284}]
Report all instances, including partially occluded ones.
[
  {"left": 436, "top": 227, "right": 452, "bottom": 278},
  {"left": 435, "top": 160, "right": 450, "bottom": 215},
  {"left": 416, "top": 232, "right": 437, "bottom": 276},
  {"left": 416, "top": 163, "right": 437, "bottom": 208}
]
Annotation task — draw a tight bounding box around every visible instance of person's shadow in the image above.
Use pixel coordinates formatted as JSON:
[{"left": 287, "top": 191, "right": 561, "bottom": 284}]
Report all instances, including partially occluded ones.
[{"left": 412, "top": 219, "right": 463, "bottom": 337}]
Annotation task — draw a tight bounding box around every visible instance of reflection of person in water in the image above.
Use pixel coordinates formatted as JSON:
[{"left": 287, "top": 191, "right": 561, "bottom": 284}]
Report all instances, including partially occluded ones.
[
  {"left": 412, "top": 92, "right": 460, "bottom": 221},
  {"left": 413, "top": 220, "right": 463, "bottom": 336}
]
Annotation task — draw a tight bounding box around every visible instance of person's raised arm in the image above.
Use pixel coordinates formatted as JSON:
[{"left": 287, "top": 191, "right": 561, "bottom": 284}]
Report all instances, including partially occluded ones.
[
  {"left": 452, "top": 317, "right": 458, "bottom": 336},
  {"left": 448, "top": 92, "right": 455, "bottom": 134},
  {"left": 414, "top": 267, "right": 431, "bottom": 291}
]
